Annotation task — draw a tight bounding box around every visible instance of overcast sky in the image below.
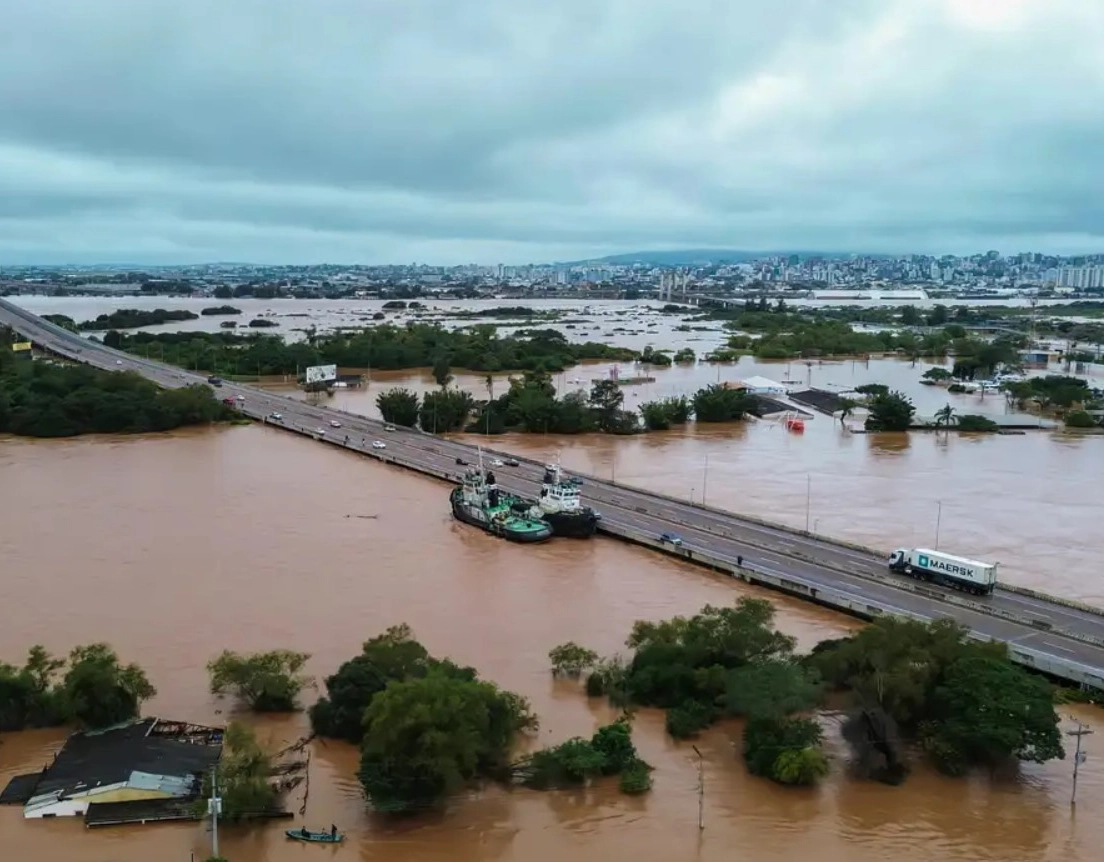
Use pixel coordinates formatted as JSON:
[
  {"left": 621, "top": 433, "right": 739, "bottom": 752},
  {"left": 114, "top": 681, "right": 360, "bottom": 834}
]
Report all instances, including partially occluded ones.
[{"left": 1, "top": 0, "right": 1102, "bottom": 265}]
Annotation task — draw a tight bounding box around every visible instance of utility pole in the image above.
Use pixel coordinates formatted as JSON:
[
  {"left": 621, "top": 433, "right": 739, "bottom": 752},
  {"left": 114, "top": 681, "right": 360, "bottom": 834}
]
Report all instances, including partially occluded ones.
[
  {"left": 702, "top": 454, "right": 709, "bottom": 506},
  {"left": 935, "top": 500, "right": 943, "bottom": 550},
  {"left": 805, "top": 474, "right": 811, "bottom": 533},
  {"left": 692, "top": 745, "right": 704, "bottom": 831},
  {"left": 1067, "top": 719, "right": 1093, "bottom": 806},
  {"left": 208, "top": 764, "right": 222, "bottom": 859}
]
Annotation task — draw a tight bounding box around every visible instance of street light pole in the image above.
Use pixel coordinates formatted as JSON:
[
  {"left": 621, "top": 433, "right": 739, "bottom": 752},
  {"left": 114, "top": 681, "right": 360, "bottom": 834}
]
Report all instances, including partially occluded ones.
[
  {"left": 935, "top": 501, "right": 943, "bottom": 550},
  {"left": 702, "top": 454, "right": 709, "bottom": 506},
  {"left": 805, "top": 474, "right": 811, "bottom": 533}
]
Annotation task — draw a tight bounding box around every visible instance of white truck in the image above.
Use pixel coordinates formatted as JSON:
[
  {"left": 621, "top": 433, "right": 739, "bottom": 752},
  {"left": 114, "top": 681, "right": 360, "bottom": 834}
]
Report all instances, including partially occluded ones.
[{"left": 887, "top": 548, "right": 998, "bottom": 596}]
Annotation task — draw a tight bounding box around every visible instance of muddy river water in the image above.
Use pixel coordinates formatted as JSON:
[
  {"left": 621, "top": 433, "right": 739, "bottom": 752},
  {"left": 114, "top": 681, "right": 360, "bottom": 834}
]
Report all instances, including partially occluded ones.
[{"left": 1, "top": 425, "right": 1102, "bottom": 862}]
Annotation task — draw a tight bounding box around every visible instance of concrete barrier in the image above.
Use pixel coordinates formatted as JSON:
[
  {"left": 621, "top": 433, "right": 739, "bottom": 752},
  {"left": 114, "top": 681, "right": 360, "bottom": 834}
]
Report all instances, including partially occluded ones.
[{"left": 1000, "top": 583, "right": 1104, "bottom": 619}]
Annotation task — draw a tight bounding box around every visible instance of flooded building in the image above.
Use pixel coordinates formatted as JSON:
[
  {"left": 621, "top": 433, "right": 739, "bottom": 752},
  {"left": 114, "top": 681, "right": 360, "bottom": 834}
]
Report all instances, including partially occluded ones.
[{"left": 1, "top": 718, "right": 222, "bottom": 822}]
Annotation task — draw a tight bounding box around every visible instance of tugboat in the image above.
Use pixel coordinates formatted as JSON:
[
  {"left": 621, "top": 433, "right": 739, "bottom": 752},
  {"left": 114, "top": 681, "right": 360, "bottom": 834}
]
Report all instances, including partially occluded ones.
[
  {"left": 450, "top": 464, "right": 553, "bottom": 543},
  {"left": 530, "top": 462, "right": 601, "bottom": 538}
]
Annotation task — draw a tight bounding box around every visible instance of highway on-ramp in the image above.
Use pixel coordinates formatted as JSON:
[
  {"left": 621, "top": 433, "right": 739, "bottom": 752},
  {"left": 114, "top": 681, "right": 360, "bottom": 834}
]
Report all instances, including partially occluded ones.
[{"left": 3, "top": 297, "right": 1103, "bottom": 684}]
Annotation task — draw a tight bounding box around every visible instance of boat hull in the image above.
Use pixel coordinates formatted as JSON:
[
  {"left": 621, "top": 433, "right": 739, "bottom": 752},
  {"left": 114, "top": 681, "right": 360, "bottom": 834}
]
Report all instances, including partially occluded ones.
[
  {"left": 450, "top": 497, "right": 553, "bottom": 543},
  {"left": 286, "top": 829, "right": 344, "bottom": 843},
  {"left": 543, "top": 510, "right": 600, "bottom": 538}
]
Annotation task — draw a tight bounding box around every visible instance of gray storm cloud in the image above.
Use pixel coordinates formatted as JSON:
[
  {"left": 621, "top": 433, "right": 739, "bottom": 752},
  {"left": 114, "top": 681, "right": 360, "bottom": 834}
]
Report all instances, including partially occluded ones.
[{"left": 0, "top": 0, "right": 1101, "bottom": 264}]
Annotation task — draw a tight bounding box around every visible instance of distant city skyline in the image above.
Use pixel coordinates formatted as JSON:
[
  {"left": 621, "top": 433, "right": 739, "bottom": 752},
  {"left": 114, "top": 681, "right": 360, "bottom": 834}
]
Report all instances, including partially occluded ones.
[{"left": 1, "top": 2, "right": 1102, "bottom": 264}]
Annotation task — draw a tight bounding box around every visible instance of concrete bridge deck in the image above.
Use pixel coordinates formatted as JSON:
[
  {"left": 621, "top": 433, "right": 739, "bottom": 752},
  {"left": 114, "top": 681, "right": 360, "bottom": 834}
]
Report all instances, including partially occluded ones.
[{"left": 2, "top": 298, "right": 1102, "bottom": 691}]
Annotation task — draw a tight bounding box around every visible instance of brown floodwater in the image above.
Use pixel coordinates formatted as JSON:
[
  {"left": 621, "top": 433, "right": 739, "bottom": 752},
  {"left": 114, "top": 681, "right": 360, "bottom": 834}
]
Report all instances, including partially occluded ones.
[
  {"left": 308, "top": 357, "right": 1104, "bottom": 603},
  {"left": 0, "top": 427, "right": 1101, "bottom": 862}
]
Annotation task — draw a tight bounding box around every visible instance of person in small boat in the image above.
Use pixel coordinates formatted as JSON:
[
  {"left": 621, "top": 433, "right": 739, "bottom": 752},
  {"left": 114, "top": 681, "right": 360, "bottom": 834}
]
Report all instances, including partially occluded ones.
[
  {"left": 301, "top": 826, "right": 310, "bottom": 838},
  {"left": 331, "top": 824, "right": 338, "bottom": 839}
]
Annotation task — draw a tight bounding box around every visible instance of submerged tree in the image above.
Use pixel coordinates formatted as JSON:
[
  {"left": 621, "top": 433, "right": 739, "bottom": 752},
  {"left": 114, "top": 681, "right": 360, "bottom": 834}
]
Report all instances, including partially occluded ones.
[
  {"left": 358, "top": 671, "right": 537, "bottom": 813},
  {"left": 934, "top": 404, "right": 957, "bottom": 429},
  {"left": 207, "top": 650, "right": 312, "bottom": 712},
  {"left": 864, "top": 390, "right": 916, "bottom": 432},
  {"left": 60, "top": 644, "right": 156, "bottom": 729},
  {"left": 311, "top": 624, "right": 474, "bottom": 744},
  {"left": 375, "top": 388, "right": 420, "bottom": 427},
  {"left": 195, "top": 722, "right": 276, "bottom": 822},
  {"left": 812, "top": 617, "right": 1063, "bottom": 779},
  {"left": 743, "top": 715, "right": 828, "bottom": 786},
  {"left": 923, "top": 655, "right": 1063, "bottom": 775},
  {"left": 515, "top": 717, "right": 653, "bottom": 794},
  {"left": 0, "top": 646, "right": 65, "bottom": 731},
  {"left": 548, "top": 642, "right": 600, "bottom": 678}
]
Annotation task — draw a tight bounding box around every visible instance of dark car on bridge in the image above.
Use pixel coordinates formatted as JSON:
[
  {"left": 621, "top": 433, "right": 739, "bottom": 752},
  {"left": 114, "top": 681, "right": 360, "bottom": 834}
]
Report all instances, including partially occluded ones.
[
  {"left": 207, "top": 376, "right": 223, "bottom": 387},
  {"left": 659, "top": 532, "right": 684, "bottom": 547}
]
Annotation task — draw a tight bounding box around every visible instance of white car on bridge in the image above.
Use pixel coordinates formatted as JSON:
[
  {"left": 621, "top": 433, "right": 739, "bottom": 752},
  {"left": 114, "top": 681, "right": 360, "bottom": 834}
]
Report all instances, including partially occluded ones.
[{"left": 371, "top": 440, "right": 387, "bottom": 450}]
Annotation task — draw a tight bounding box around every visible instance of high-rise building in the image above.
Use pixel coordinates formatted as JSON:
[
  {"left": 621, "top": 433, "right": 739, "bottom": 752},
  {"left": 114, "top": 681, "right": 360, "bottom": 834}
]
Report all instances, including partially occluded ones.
[{"left": 1058, "top": 266, "right": 1104, "bottom": 288}]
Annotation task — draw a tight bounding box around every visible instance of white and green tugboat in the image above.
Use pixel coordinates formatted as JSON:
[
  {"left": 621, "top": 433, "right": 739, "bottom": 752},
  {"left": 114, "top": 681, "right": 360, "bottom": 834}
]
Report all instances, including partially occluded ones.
[
  {"left": 450, "top": 466, "right": 553, "bottom": 543},
  {"left": 530, "top": 462, "right": 600, "bottom": 538}
]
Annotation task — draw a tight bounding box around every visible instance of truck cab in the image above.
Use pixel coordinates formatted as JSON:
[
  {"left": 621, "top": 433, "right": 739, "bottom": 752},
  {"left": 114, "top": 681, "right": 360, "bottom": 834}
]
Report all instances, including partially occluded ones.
[{"left": 888, "top": 549, "right": 909, "bottom": 571}]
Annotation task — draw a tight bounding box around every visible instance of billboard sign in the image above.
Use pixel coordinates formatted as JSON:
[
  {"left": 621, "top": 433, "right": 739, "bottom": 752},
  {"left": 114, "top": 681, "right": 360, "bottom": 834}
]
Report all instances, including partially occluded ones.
[
  {"left": 304, "top": 364, "right": 337, "bottom": 385},
  {"left": 11, "top": 341, "right": 32, "bottom": 352}
]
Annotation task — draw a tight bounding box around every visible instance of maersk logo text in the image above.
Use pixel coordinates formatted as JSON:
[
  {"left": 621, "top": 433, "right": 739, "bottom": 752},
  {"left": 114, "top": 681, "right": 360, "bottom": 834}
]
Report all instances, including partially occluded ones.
[{"left": 918, "top": 554, "right": 975, "bottom": 578}]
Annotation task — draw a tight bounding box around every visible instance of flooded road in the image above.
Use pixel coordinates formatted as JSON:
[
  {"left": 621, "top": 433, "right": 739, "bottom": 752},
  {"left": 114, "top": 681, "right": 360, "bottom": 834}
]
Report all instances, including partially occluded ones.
[{"left": 0, "top": 426, "right": 1102, "bottom": 862}]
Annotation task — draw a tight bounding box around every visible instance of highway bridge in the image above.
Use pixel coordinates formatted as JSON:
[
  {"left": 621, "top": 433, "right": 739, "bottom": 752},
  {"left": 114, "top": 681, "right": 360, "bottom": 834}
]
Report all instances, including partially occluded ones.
[{"left": 3, "top": 297, "right": 1103, "bottom": 691}]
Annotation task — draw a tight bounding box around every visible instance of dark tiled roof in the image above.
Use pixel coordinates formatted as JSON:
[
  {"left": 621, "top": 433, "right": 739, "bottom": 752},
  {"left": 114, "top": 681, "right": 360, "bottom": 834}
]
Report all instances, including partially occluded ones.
[
  {"left": 27, "top": 719, "right": 222, "bottom": 801},
  {"left": 0, "top": 772, "right": 43, "bottom": 805}
]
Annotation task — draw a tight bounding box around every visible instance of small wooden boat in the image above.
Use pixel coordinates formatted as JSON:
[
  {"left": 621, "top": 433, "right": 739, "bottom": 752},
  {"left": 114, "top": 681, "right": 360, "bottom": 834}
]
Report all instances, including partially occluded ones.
[{"left": 285, "top": 827, "right": 345, "bottom": 843}]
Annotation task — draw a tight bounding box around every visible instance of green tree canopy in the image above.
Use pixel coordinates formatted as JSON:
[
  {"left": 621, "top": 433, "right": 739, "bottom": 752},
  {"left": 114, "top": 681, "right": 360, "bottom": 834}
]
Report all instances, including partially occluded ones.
[
  {"left": 61, "top": 644, "right": 156, "bottom": 729},
  {"left": 743, "top": 715, "right": 827, "bottom": 785},
  {"left": 864, "top": 390, "right": 916, "bottom": 432},
  {"left": 548, "top": 642, "right": 600, "bottom": 678},
  {"left": 812, "top": 617, "right": 1062, "bottom": 777},
  {"left": 0, "top": 340, "right": 232, "bottom": 439},
  {"left": 516, "top": 717, "right": 652, "bottom": 793},
  {"left": 924, "top": 655, "right": 1063, "bottom": 775},
  {"left": 358, "top": 671, "right": 537, "bottom": 813},
  {"left": 0, "top": 646, "right": 65, "bottom": 731},
  {"left": 310, "top": 624, "right": 474, "bottom": 744},
  {"left": 692, "top": 384, "right": 754, "bottom": 422},
  {"left": 207, "top": 649, "right": 312, "bottom": 712},
  {"left": 725, "top": 659, "right": 823, "bottom": 719},
  {"left": 375, "top": 388, "right": 420, "bottom": 427},
  {"left": 195, "top": 722, "right": 276, "bottom": 822}
]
